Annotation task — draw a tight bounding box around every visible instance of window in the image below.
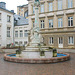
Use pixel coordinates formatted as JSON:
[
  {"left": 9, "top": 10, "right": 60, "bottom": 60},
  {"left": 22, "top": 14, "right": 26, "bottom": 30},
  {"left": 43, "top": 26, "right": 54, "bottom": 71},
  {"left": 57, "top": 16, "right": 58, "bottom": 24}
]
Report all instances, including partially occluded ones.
[
  {"left": 24, "top": 11, "right": 28, "bottom": 18},
  {"left": 42, "top": 37, "right": 44, "bottom": 43},
  {"left": 7, "top": 15, "right": 11, "bottom": 22},
  {"left": 50, "top": 37, "right": 53, "bottom": 44},
  {"left": 7, "top": 27, "right": 10, "bottom": 37},
  {"left": 0, "top": 13, "right": 1, "bottom": 20},
  {"left": 59, "top": 37, "right": 63, "bottom": 44},
  {"left": 19, "top": 41, "right": 22, "bottom": 45},
  {"left": 20, "top": 30, "right": 23, "bottom": 37},
  {"left": 24, "top": 30, "right": 28, "bottom": 37},
  {"left": 68, "top": 16, "right": 73, "bottom": 26},
  {"left": 58, "top": 0, "right": 62, "bottom": 10},
  {"left": 24, "top": 41, "right": 27, "bottom": 45},
  {"left": 21, "top": 9, "right": 23, "bottom": 11},
  {"left": 33, "top": 21, "right": 35, "bottom": 27},
  {"left": 68, "top": 0, "right": 73, "bottom": 8},
  {"left": 49, "top": 3, "right": 53, "bottom": 11},
  {"left": 58, "top": 18, "right": 63, "bottom": 28},
  {"left": 15, "top": 31, "right": 18, "bottom": 37},
  {"left": 49, "top": 19, "right": 53, "bottom": 28},
  {"left": 15, "top": 42, "right": 18, "bottom": 45},
  {"left": 33, "top": 6, "right": 35, "bottom": 14},
  {"left": 41, "top": 20, "right": 44, "bottom": 28},
  {"left": 68, "top": 36, "right": 74, "bottom": 44},
  {"left": 41, "top": 4, "right": 44, "bottom": 13}
]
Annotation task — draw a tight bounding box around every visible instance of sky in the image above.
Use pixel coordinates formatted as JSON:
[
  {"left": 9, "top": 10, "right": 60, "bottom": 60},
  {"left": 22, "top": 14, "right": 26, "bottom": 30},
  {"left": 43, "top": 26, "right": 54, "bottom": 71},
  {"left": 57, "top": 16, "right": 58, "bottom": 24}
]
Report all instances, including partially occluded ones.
[{"left": 0, "top": 0, "right": 28, "bottom": 13}]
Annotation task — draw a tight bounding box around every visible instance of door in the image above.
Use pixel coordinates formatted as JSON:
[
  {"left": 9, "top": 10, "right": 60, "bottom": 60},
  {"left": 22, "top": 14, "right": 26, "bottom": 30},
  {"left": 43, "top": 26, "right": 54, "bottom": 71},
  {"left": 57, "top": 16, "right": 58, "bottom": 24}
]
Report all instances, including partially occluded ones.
[{"left": 58, "top": 37, "right": 63, "bottom": 48}]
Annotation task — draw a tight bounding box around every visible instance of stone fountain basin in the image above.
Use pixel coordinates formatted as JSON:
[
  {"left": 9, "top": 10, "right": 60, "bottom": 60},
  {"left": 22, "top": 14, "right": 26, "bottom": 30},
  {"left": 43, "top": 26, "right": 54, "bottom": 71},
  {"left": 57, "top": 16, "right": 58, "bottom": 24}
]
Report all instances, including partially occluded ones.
[
  {"left": 4, "top": 52, "right": 70, "bottom": 64},
  {"left": 22, "top": 50, "right": 53, "bottom": 58}
]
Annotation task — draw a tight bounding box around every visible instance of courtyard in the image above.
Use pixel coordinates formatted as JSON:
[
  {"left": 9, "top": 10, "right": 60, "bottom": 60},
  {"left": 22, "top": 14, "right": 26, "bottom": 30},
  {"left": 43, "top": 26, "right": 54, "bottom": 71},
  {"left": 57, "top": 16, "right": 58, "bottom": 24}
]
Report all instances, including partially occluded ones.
[{"left": 0, "top": 53, "right": 75, "bottom": 75}]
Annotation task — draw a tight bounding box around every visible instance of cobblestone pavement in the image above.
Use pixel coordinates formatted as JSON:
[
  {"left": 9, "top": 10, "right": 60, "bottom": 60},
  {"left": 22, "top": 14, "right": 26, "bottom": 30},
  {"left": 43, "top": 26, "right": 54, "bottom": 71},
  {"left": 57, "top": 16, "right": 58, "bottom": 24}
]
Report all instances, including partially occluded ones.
[{"left": 0, "top": 53, "right": 75, "bottom": 75}]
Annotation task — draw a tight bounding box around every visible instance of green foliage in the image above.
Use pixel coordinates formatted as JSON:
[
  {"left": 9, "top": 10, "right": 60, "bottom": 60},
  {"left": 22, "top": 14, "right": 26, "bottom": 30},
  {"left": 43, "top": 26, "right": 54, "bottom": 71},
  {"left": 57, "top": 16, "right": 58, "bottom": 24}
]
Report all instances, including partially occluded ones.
[
  {"left": 48, "top": 47, "right": 53, "bottom": 49},
  {"left": 53, "top": 48, "right": 57, "bottom": 57},
  {"left": 43, "top": 43, "right": 46, "bottom": 46},
  {"left": 40, "top": 50, "right": 45, "bottom": 56},
  {"left": 16, "top": 50, "right": 21, "bottom": 54}
]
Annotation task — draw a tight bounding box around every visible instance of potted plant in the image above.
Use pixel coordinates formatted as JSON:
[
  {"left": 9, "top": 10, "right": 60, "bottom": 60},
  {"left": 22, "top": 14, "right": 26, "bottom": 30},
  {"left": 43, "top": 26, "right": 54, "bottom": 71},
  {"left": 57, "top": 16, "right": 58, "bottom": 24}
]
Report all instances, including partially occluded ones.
[
  {"left": 53, "top": 48, "right": 57, "bottom": 57},
  {"left": 16, "top": 49, "right": 21, "bottom": 57}
]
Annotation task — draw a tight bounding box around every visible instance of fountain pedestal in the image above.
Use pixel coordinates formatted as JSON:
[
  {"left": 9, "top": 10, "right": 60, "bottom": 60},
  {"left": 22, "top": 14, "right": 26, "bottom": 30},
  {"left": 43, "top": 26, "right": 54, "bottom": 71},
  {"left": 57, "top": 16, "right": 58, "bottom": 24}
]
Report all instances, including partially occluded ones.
[{"left": 22, "top": 46, "right": 53, "bottom": 58}]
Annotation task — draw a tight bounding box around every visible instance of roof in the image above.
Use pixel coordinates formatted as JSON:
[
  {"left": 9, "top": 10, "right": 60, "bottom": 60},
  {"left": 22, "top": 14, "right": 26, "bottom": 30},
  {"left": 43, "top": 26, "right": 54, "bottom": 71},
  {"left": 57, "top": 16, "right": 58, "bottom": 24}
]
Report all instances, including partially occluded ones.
[
  {"left": 0, "top": 7, "right": 14, "bottom": 14},
  {"left": 14, "top": 14, "right": 29, "bottom": 26},
  {"left": 0, "top": 2, "right": 6, "bottom": 4},
  {"left": 17, "top": 4, "right": 28, "bottom": 8}
]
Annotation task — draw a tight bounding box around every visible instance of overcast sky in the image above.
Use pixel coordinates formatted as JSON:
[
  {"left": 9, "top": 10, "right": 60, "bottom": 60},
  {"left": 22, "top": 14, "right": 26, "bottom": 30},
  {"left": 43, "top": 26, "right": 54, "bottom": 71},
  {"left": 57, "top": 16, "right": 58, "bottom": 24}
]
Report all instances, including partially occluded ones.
[{"left": 0, "top": 0, "right": 28, "bottom": 13}]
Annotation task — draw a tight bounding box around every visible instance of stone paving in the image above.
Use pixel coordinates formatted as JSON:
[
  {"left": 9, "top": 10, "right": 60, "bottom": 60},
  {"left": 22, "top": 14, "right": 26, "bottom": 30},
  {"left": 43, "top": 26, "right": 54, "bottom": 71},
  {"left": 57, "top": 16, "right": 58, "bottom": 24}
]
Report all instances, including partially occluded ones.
[{"left": 0, "top": 53, "right": 75, "bottom": 75}]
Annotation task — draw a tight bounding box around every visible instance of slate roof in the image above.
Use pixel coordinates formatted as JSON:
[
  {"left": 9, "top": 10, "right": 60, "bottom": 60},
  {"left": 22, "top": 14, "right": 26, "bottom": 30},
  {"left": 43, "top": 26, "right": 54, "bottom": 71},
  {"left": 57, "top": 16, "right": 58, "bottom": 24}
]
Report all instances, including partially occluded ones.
[
  {"left": 14, "top": 14, "right": 29, "bottom": 26},
  {"left": 0, "top": 7, "right": 14, "bottom": 14}
]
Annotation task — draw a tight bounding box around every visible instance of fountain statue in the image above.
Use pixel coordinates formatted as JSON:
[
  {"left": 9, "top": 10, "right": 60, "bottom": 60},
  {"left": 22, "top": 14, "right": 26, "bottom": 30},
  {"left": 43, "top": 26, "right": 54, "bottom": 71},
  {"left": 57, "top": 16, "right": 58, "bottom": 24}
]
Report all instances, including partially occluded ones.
[{"left": 21, "top": 0, "right": 53, "bottom": 58}]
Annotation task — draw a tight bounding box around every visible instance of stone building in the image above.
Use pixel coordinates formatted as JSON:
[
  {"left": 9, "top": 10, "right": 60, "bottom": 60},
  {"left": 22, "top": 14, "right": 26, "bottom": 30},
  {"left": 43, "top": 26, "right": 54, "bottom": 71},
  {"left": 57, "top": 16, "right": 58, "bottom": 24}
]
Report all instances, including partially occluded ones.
[
  {"left": 14, "top": 14, "right": 30, "bottom": 46},
  {"left": 27, "top": 0, "right": 75, "bottom": 48},
  {"left": 0, "top": 2, "right": 14, "bottom": 47},
  {"left": 17, "top": 4, "right": 28, "bottom": 19}
]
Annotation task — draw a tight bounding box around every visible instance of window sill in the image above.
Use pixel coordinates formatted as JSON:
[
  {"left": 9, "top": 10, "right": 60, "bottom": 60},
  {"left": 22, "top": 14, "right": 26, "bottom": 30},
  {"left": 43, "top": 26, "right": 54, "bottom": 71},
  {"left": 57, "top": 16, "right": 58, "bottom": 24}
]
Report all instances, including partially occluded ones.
[
  {"left": 67, "top": 26, "right": 74, "bottom": 28},
  {"left": 57, "top": 27, "right": 63, "bottom": 29},
  {"left": 7, "top": 21, "right": 11, "bottom": 23},
  {"left": 49, "top": 44, "right": 54, "bottom": 45},
  {"left": 68, "top": 44, "right": 74, "bottom": 45}
]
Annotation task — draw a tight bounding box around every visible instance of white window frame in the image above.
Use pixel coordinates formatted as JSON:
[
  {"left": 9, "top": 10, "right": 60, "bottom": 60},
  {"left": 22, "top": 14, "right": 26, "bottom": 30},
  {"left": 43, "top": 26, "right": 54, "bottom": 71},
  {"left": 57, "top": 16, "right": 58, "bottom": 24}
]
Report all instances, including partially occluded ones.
[
  {"left": 68, "top": 16, "right": 73, "bottom": 27},
  {"left": 49, "top": 19, "right": 53, "bottom": 28},
  {"left": 49, "top": 2, "right": 53, "bottom": 11},
  {"left": 20, "top": 30, "right": 23, "bottom": 37},
  {"left": 58, "top": 18, "right": 63, "bottom": 28},
  {"left": 68, "top": 36, "right": 74, "bottom": 45},
  {"left": 49, "top": 37, "right": 53, "bottom": 44},
  {"left": 68, "top": 0, "right": 73, "bottom": 8},
  {"left": 7, "top": 27, "right": 10, "bottom": 37},
  {"left": 41, "top": 20, "right": 44, "bottom": 29},
  {"left": 15, "top": 31, "right": 18, "bottom": 37},
  {"left": 41, "top": 4, "right": 44, "bottom": 13},
  {"left": 58, "top": 0, "right": 62, "bottom": 10},
  {"left": 24, "top": 30, "right": 28, "bottom": 37}
]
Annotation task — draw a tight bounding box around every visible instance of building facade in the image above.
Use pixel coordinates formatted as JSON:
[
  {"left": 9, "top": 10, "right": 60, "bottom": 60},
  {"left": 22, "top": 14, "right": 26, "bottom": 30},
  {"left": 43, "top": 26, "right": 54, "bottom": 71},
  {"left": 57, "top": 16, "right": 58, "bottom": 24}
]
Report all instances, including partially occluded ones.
[
  {"left": 0, "top": 2, "right": 14, "bottom": 47},
  {"left": 17, "top": 4, "right": 28, "bottom": 19},
  {"left": 27, "top": 0, "right": 75, "bottom": 48},
  {"left": 14, "top": 14, "right": 29, "bottom": 46}
]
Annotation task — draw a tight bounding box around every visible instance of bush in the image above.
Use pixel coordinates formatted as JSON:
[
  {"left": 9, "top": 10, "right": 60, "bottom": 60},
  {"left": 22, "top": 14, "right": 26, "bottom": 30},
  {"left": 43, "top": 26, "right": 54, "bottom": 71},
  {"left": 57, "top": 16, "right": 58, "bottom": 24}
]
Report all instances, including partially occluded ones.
[
  {"left": 16, "top": 50, "right": 21, "bottom": 54},
  {"left": 53, "top": 48, "right": 57, "bottom": 57},
  {"left": 48, "top": 47, "right": 53, "bottom": 49},
  {"left": 40, "top": 50, "right": 45, "bottom": 56}
]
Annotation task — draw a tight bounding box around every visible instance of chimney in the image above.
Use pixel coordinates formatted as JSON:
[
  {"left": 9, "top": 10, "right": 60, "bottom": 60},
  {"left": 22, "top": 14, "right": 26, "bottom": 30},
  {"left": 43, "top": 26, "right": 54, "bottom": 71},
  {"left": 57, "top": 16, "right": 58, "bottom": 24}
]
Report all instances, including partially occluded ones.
[
  {"left": 11, "top": 10, "right": 14, "bottom": 13},
  {"left": 0, "top": 2, "right": 6, "bottom": 9}
]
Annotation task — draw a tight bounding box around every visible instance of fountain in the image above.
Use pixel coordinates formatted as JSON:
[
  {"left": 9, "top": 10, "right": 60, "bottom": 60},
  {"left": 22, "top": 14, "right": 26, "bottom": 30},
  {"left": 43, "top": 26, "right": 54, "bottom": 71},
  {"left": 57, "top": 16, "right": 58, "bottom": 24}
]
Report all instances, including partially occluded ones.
[
  {"left": 4, "top": 0, "right": 70, "bottom": 63},
  {"left": 22, "top": 0, "right": 53, "bottom": 59}
]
